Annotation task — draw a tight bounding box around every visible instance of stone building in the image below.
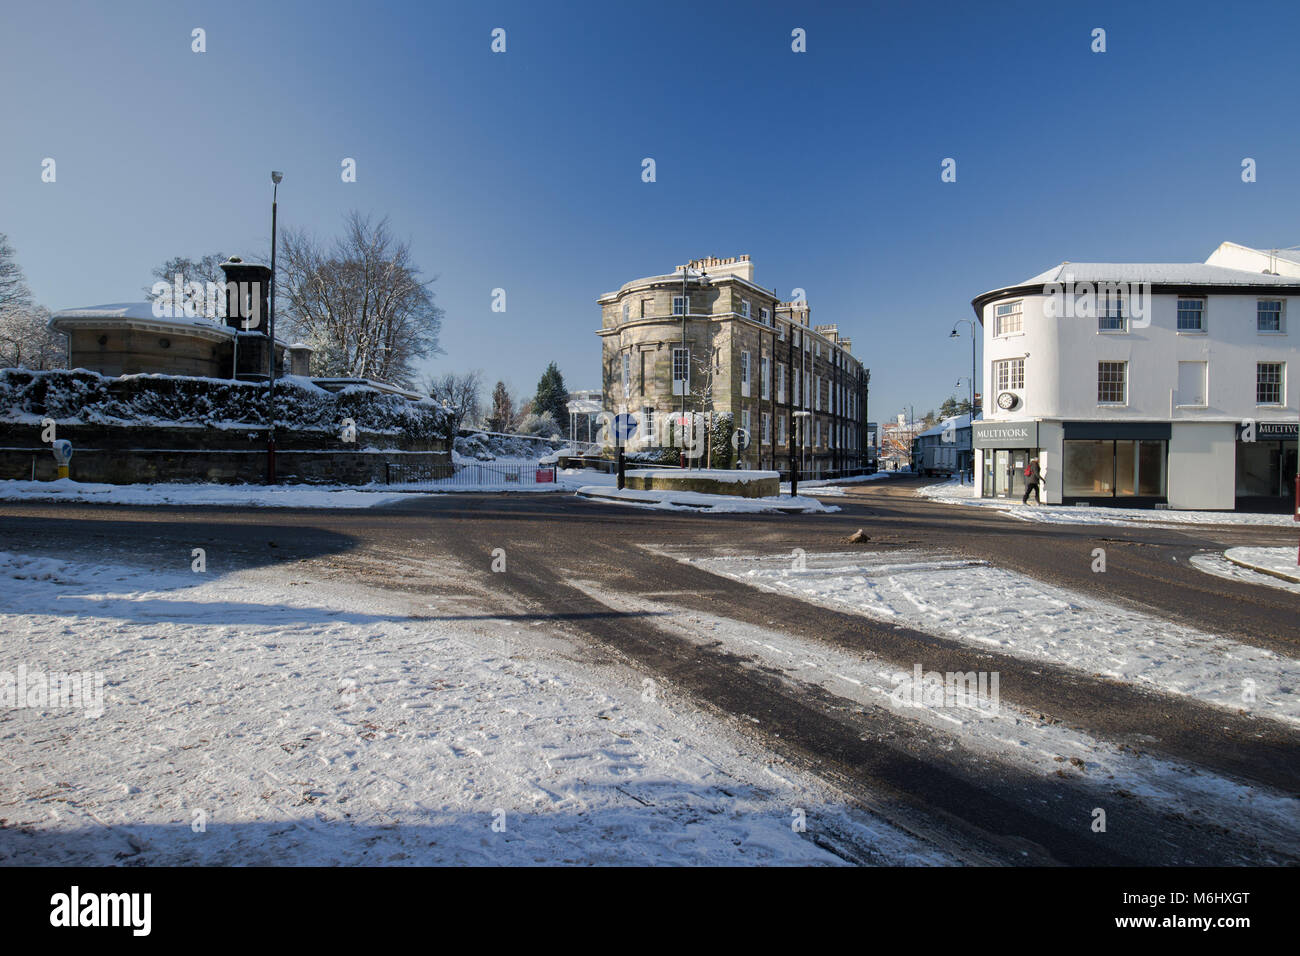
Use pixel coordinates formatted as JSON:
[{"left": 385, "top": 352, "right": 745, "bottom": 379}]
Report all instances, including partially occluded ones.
[
  {"left": 597, "top": 255, "right": 870, "bottom": 475},
  {"left": 50, "top": 258, "right": 311, "bottom": 380}
]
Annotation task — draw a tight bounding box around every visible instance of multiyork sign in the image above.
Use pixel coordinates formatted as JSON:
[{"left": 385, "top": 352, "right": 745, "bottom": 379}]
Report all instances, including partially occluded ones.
[{"left": 972, "top": 421, "right": 1039, "bottom": 449}]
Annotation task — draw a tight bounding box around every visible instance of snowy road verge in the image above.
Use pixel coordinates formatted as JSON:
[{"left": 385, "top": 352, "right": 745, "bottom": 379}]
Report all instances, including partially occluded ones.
[
  {"left": 683, "top": 550, "right": 1300, "bottom": 726},
  {"left": 918, "top": 479, "right": 1294, "bottom": 527},
  {"left": 0, "top": 479, "right": 423, "bottom": 509},
  {"left": 576, "top": 485, "right": 838, "bottom": 514},
  {"left": 0, "top": 549, "right": 943, "bottom": 865}
]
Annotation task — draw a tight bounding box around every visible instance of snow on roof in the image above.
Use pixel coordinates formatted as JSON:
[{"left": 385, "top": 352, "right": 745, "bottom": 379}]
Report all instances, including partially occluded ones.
[
  {"left": 1004, "top": 261, "right": 1298, "bottom": 291},
  {"left": 916, "top": 413, "right": 972, "bottom": 439},
  {"left": 50, "top": 302, "right": 236, "bottom": 336}
]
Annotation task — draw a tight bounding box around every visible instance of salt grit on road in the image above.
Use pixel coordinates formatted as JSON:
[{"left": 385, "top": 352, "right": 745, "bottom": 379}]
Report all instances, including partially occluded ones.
[
  {"left": 683, "top": 550, "right": 1300, "bottom": 726},
  {"left": 0, "top": 551, "right": 944, "bottom": 866}
]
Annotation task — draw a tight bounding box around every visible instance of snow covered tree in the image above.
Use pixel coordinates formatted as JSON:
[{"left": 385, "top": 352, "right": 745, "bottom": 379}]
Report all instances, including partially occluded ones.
[
  {"left": 0, "top": 304, "right": 65, "bottom": 369},
  {"left": 425, "top": 370, "right": 483, "bottom": 432},
  {"left": 517, "top": 410, "right": 560, "bottom": 438},
  {"left": 486, "top": 380, "right": 516, "bottom": 432},
  {"left": 532, "top": 362, "right": 568, "bottom": 427},
  {"left": 0, "top": 235, "right": 64, "bottom": 370},
  {"left": 278, "top": 212, "right": 443, "bottom": 388}
]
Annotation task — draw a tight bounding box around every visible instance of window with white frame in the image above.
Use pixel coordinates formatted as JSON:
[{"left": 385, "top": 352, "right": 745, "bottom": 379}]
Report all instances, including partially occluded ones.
[
  {"left": 777, "top": 322, "right": 785, "bottom": 341},
  {"left": 804, "top": 335, "right": 810, "bottom": 353},
  {"left": 641, "top": 407, "right": 655, "bottom": 445},
  {"left": 777, "top": 412, "right": 787, "bottom": 446},
  {"left": 994, "top": 358, "right": 1024, "bottom": 392},
  {"left": 672, "top": 347, "right": 690, "bottom": 394},
  {"left": 1177, "top": 298, "right": 1204, "bottom": 331},
  {"left": 1257, "top": 362, "right": 1284, "bottom": 405},
  {"left": 815, "top": 341, "right": 821, "bottom": 359},
  {"left": 740, "top": 351, "right": 751, "bottom": 397},
  {"left": 760, "top": 307, "right": 770, "bottom": 326},
  {"left": 641, "top": 297, "right": 653, "bottom": 317},
  {"left": 815, "top": 419, "right": 820, "bottom": 447},
  {"left": 741, "top": 408, "right": 750, "bottom": 437},
  {"left": 1177, "top": 361, "right": 1207, "bottom": 407},
  {"left": 1097, "top": 292, "right": 1126, "bottom": 332},
  {"left": 762, "top": 412, "right": 771, "bottom": 445},
  {"left": 792, "top": 329, "right": 800, "bottom": 348},
  {"left": 815, "top": 375, "right": 821, "bottom": 411},
  {"left": 741, "top": 300, "right": 751, "bottom": 319},
  {"left": 672, "top": 295, "right": 687, "bottom": 316},
  {"left": 621, "top": 353, "right": 630, "bottom": 394},
  {"left": 621, "top": 301, "right": 629, "bottom": 322},
  {"left": 1097, "top": 361, "right": 1127, "bottom": 404},
  {"left": 1258, "top": 299, "right": 1284, "bottom": 333},
  {"left": 793, "top": 367, "right": 800, "bottom": 407},
  {"left": 777, "top": 363, "right": 786, "bottom": 403},
  {"left": 994, "top": 300, "right": 1023, "bottom": 336},
  {"left": 761, "top": 356, "right": 770, "bottom": 399}
]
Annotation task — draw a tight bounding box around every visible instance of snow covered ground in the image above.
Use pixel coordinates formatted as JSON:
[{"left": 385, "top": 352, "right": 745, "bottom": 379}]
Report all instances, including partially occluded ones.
[
  {"left": 683, "top": 550, "right": 1299, "bottom": 726},
  {"left": 571, "top": 576, "right": 1299, "bottom": 859},
  {"left": 0, "top": 549, "right": 942, "bottom": 865},
  {"left": 1188, "top": 550, "right": 1300, "bottom": 594},
  {"left": 0, "top": 479, "right": 423, "bottom": 509},
  {"left": 919, "top": 478, "right": 1295, "bottom": 527},
  {"left": 1223, "top": 546, "right": 1300, "bottom": 583},
  {"left": 576, "top": 485, "right": 838, "bottom": 514}
]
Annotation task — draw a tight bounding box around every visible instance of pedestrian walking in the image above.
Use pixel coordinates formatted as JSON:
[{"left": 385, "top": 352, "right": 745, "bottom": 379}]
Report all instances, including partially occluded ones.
[{"left": 1022, "top": 457, "right": 1041, "bottom": 504}]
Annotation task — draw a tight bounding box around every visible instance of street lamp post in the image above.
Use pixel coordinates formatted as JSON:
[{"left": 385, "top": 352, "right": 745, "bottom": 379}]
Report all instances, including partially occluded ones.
[
  {"left": 951, "top": 318, "right": 978, "bottom": 483},
  {"left": 266, "top": 170, "right": 283, "bottom": 484},
  {"left": 791, "top": 410, "right": 811, "bottom": 497}
]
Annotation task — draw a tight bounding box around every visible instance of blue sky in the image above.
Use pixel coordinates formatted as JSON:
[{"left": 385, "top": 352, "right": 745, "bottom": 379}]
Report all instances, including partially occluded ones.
[{"left": 2, "top": 0, "right": 1298, "bottom": 421}]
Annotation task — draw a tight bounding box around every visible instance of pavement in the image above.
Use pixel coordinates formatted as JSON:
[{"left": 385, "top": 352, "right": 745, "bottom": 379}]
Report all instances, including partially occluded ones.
[{"left": 1, "top": 474, "right": 1296, "bottom": 866}]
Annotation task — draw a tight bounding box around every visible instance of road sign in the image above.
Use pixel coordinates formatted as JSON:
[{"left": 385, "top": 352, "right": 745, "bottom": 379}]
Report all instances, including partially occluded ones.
[{"left": 614, "top": 413, "right": 638, "bottom": 443}]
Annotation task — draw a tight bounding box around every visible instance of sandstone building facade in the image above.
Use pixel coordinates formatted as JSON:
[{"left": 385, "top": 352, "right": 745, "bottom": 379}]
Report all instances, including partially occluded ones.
[{"left": 597, "top": 255, "right": 870, "bottom": 475}]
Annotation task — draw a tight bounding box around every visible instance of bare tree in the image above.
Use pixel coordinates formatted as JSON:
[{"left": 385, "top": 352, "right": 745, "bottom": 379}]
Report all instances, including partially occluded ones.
[
  {"left": 145, "top": 252, "right": 229, "bottom": 319},
  {"left": 278, "top": 213, "right": 443, "bottom": 388},
  {"left": 0, "top": 304, "right": 65, "bottom": 369},
  {"left": 426, "top": 370, "right": 484, "bottom": 432},
  {"left": 0, "top": 233, "right": 31, "bottom": 312}
]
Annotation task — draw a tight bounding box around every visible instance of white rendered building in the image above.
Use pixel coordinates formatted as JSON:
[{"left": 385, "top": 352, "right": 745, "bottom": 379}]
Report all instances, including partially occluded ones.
[{"left": 970, "top": 245, "right": 1299, "bottom": 510}]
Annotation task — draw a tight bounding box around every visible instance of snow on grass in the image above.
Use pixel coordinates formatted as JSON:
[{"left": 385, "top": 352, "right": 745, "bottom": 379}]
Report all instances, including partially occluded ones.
[
  {"left": 0, "top": 479, "right": 422, "bottom": 509},
  {"left": 567, "top": 578, "right": 1299, "bottom": 858},
  {"left": 576, "top": 485, "right": 838, "bottom": 514},
  {"left": 625, "top": 468, "right": 779, "bottom": 484},
  {"left": 918, "top": 478, "right": 1294, "bottom": 527},
  {"left": 0, "top": 550, "right": 942, "bottom": 865},
  {"left": 684, "top": 550, "right": 1300, "bottom": 726}
]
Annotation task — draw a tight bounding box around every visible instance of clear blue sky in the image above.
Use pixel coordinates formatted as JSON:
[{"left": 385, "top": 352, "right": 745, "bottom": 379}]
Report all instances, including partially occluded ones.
[{"left": 2, "top": 0, "right": 1298, "bottom": 421}]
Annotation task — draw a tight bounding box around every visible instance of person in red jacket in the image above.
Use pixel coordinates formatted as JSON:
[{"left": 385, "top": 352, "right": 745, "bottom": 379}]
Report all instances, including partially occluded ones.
[{"left": 1021, "top": 457, "right": 1041, "bottom": 504}]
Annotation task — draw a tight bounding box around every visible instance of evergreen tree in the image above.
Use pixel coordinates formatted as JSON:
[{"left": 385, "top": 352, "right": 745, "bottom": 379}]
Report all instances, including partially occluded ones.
[
  {"left": 533, "top": 362, "right": 569, "bottom": 427},
  {"left": 487, "top": 380, "right": 515, "bottom": 432}
]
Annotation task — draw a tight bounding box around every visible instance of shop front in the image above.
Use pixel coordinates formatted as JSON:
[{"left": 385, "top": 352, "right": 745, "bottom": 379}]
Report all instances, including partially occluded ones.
[
  {"left": 1059, "top": 422, "right": 1169, "bottom": 506},
  {"left": 973, "top": 421, "right": 1039, "bottom": 500},
  {"left": 1235, "top": 421, "right": 1298, "bottom": 512}
]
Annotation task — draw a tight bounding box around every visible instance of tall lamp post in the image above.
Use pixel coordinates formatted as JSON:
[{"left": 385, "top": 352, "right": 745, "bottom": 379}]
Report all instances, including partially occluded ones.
[
  {"left": 266, "top": 170, "right": 283, "bottom": 484},
  {"left": 791, "top": 410, "right": 811, "bottom": 496},
  {"left": 951, "top": 318, "right": 978, "bottom": 484}
]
